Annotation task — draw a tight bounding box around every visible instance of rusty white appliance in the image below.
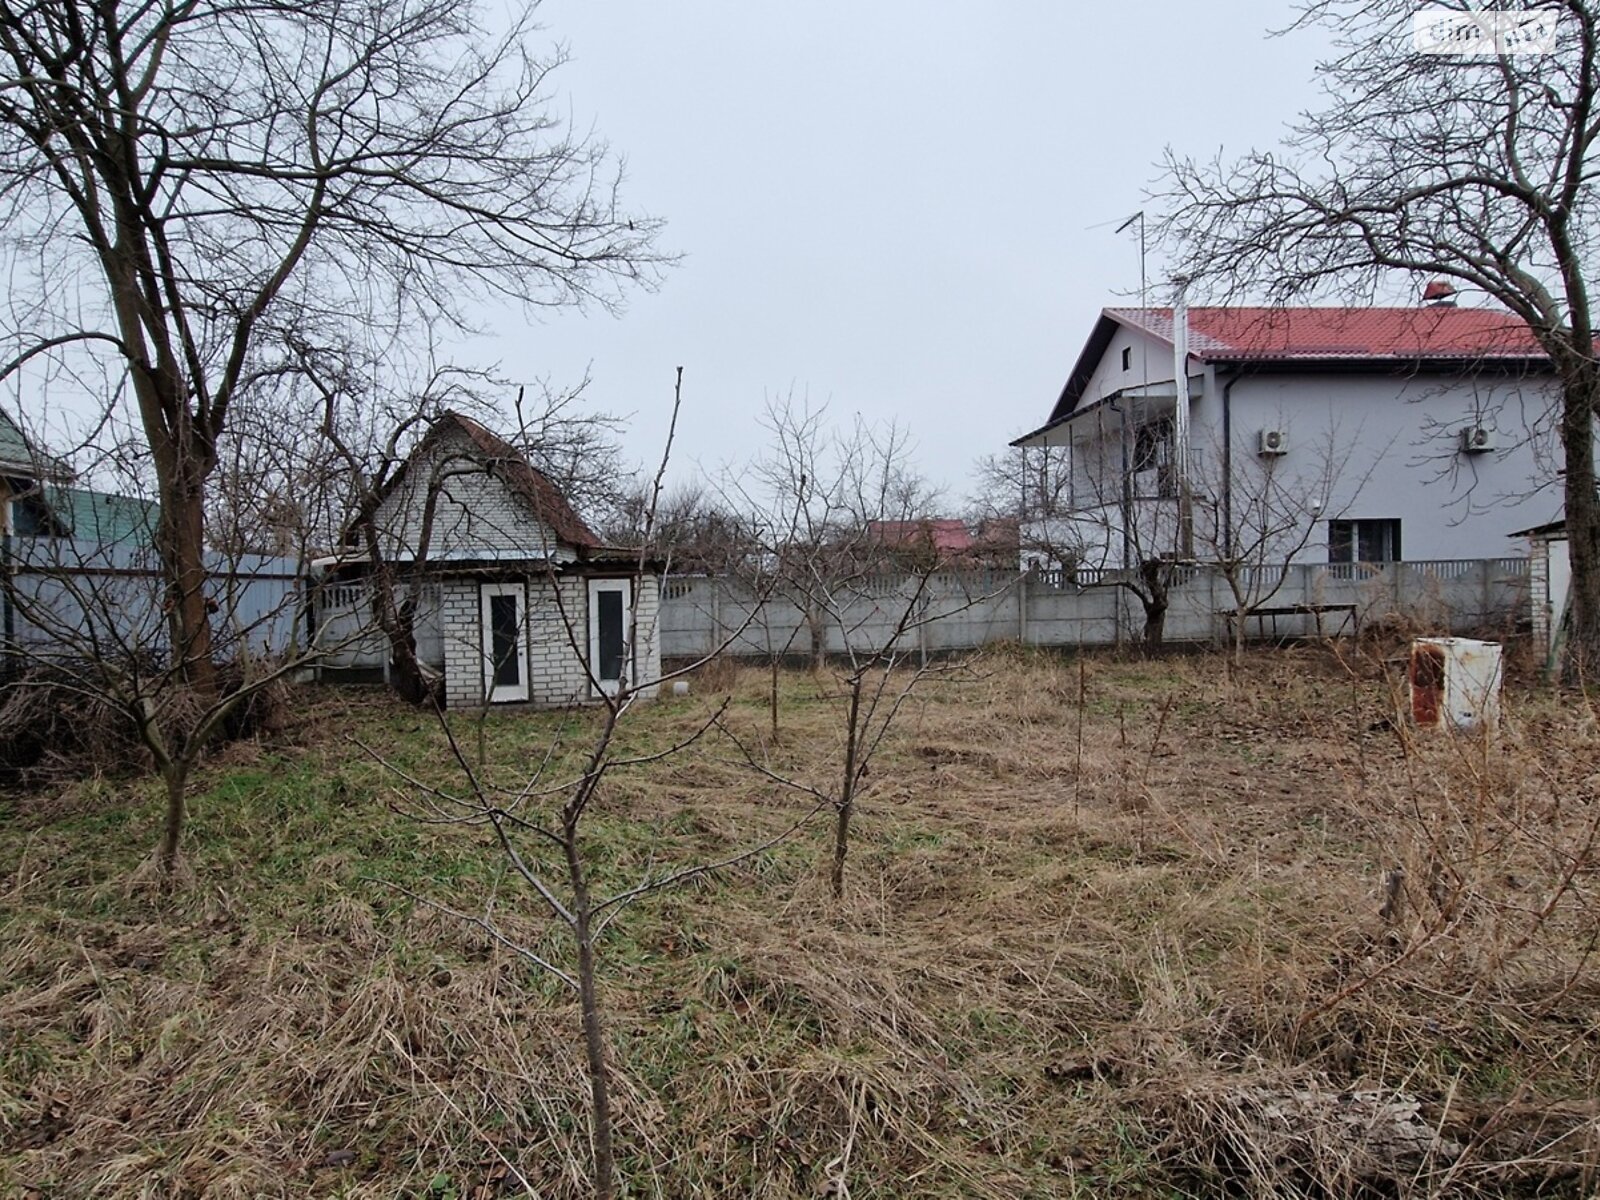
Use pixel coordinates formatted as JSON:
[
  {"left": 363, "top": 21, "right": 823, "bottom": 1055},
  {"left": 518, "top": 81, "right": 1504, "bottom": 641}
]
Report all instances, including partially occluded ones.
[{"left": 1409, "top": 637, "right": 1503, "bottom": 731}]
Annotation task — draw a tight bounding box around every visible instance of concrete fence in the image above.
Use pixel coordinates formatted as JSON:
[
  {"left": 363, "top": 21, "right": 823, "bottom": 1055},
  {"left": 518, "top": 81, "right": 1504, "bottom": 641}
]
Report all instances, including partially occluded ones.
[
  {"left": 658, "top": 558, "right": 1531, "bottom": 661},
  {"left": 5, "top": 545, "right": 1522, "bottom": 679}
]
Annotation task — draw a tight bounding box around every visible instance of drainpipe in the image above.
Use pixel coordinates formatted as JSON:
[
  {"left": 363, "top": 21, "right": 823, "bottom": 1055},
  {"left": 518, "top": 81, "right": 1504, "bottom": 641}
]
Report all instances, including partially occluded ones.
[
  {"left": 1221, "top": 369, "right": 1240, "bottom": 560},
  {"left": 1172, "top": 279, "right": 1193, "bottom": 557}
]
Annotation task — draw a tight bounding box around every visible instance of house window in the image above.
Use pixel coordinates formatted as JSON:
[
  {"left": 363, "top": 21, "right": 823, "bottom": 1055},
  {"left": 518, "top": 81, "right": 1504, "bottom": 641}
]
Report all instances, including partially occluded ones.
[
  {"left": 1328, "top": 519, "right": 1402, "bottom": 564},
  {"left": 1121, "top": 347, "right": 1133, "bottom": 372},
  {"left": 1132, "top": 417, "right": 1177, "bottom": 497}
]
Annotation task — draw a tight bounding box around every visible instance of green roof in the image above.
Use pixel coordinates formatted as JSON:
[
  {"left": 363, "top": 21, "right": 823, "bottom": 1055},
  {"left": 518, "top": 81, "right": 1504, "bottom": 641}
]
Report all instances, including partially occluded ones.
[
  {"left": 0, "top": 407, "right": 72, "bottom": 479},
  {"left": 0, "top": 408, "right": 34, "bottom": 473},
  {"left": 47, "top": 485, "right": 158, "bottom": 546}
]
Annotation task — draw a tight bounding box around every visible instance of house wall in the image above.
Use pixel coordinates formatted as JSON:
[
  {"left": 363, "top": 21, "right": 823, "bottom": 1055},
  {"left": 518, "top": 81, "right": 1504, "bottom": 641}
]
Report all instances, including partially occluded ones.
[
  {"left": 1025, "top": 347, "right": 1559, "bottom": 569},
  {"left": 436, "top": 572, "right": 663, "bottom": 709},
  {"left": 1529, "top": 535, "right": 1571, "bottom": 659},
  {"left": 1216, "top": 368, "right": 1558, "bottom": 561},
  {"left": 1078, "top": 326, "right": 1179, "bottom": 412},
  {"left": 376, "top": 428, "right": 575, "bottom": 563}
]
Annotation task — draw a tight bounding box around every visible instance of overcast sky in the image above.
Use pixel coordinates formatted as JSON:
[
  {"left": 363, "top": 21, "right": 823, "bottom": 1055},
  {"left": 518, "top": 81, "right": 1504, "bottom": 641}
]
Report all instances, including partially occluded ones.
[{"left": 462, "top": 1, "right": 1333, "bottom": 506}]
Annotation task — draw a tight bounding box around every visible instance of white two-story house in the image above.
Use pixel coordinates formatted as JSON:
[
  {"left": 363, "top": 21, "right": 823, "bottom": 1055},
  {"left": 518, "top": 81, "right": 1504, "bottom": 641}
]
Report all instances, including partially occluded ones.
[{"left": 1011, "top": 298, "right": 1559, "bottom": 571}]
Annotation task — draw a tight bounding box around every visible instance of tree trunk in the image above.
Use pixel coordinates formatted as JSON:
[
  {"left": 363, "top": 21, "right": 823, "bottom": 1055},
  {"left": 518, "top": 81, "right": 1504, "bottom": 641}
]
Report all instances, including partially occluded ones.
[
  {"left": 1142, "top": 598, "right": 1168, "bottom": 647},
  {"left": 574, "top": 912, "right": 616, "bottom": 1200},
  {"left": 769, "top": 653, "right": 780, "bottom": 740},
  {"left": 1559, "top": 366, "right": 1600, "bottom": 676},
  {"left": 156, "top": 453, "right": 218, "bottom": 696},
  {"left": 808, "top": 609, "right": 826, "bottom": 673},
  {"left": 831, "top": 676, "right": 862, "bottom": 900},
  {"left": 560, "top": 814, "right": 616, "bottom": 1200},
  {"left": 386, "top": 597, "right": 431, "bottom": 707},
  {"left": 830, "top": 797, "right": 852, "bottom": 901},
  {"left": 157, "top": 763, "right": 190, "bottom": 876},
  {"left": 1138, "top": 560, "right": 1170, "bottom": 649}
]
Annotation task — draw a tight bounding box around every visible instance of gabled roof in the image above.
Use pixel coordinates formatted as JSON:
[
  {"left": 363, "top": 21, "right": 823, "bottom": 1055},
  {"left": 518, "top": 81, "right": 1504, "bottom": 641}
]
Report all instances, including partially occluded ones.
[
  {"left": 869, "top": 519, "right": 974, "bottom": 555},
  {"left": 1024, "top": 305, "right": 1552, "bottom": 439},
  {"left": 48, "top": 485, "right": 157, "bottom": 545},
  {"left": 0, "top": 407, "right": 74, "bottom": 480},
  {"left": 1109, "top": 306, "right": 1544, "bottom": 362},
  {"left": 388, "top": 411, "right": 600, "bottom": 550}
]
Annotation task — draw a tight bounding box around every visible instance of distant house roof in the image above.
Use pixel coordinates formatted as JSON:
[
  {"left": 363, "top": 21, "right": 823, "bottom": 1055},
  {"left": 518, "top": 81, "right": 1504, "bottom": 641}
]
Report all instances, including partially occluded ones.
[
  {"left": 869, "top": 519, "right": 974, "bottom": 556},
  {"left": 49, "top": 485, "right": 158, "bottom": 545},
  {"left": 1021, "top": 305, "right": 1552, "bottom": 441},
  {"left": 0, "top": 407, "right": 73, "bottom": 480},
  {"left": 381, "top": 411, "right": 601, "bottom": 551}
]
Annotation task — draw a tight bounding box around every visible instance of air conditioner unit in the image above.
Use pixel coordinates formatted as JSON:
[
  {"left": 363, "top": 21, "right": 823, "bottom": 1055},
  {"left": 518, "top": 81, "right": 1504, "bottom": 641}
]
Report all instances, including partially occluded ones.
[
  {"left": 1257, "top": 428, "right": 1288, "bottom": 456},
  {"left": 1459, "top": 425, "right": 1496, "bottom": 453}
]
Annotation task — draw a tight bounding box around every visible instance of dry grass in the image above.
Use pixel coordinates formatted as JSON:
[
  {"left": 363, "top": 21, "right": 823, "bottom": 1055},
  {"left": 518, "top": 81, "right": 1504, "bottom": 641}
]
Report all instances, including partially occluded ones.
[{"left": 2, "top": 644, "right": 1598, "bottom": 1197}]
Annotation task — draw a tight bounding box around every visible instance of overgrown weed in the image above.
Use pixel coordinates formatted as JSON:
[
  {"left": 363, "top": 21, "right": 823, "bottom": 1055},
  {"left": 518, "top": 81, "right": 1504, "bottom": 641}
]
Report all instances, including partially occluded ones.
[{"left": 1, "top": 646, "right": 1596, "bottom": 1196}]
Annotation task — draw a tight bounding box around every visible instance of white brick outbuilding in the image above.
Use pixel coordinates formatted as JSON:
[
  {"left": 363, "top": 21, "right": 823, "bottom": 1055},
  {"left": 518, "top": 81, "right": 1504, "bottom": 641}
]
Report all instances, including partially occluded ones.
[{"left": 315, "top": 412, "right": 662, "bottom": 709}]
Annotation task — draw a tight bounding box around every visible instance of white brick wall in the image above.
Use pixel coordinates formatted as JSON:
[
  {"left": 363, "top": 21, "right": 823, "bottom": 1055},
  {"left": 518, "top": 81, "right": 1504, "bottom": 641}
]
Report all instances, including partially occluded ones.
[
  {"left": 375, "top": 428, "right": 577, "bottom": 563},
  {"left": 1529, "top": 538, "right": 1550, "bottom": 652},
  {"left": 633, "top": 574, "right": 662, "bottom": 700},
  {"left": 528, "top": 576, "right": 592, "bottom": 706},
  {"left": 441, "top": 579, "right": 486, "bottom": 707},
  {"left": 438, "top": 571, "right": 665, "bottom": 709}
]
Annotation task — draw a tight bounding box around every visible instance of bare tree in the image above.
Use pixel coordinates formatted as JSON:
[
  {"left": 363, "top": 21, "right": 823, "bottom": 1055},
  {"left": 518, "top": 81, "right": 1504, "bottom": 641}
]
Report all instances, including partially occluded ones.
[
  {"left": 375, "top": 373, "right": 818, "bottom": 1198},
  {"left": 0, "top": 429, "right": 354, "bottom": 877},
  {"left": 1159, "top": 0, "right": 1600, "bottom": 668},
  {"left": 735, "top": 396, "right": 937, "bottom": 672},
  {"left": 1011, "top": 404, "right": 1191, "bottom": 647},
  {"left": 723, "top": 401, "right": 995, "bottom": 898},
  {"left": 718, "top": 567, "right": 968, "bottom": 900},
  {"left": 598, "top": 480, "right": 758, "bottom": 575},
  {"left": 968, "top": 443, "right": 1075, "bottom": 566},
  {"left": 0, "top": 0, "right": 664, "bottom": 697},
  {"left": 1198, "top": 426, "right": 1366, "bottom": 667}
]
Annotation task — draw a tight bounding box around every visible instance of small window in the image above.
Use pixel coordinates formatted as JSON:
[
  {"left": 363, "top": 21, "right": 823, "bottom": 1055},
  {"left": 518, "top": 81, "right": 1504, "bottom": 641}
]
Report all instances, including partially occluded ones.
[
  {"left": 1121, "top": 347, "right": 1133, "bottom": 372},
  {"left": 1328, "top": 519, "right": 1401, "bottom": 564}
]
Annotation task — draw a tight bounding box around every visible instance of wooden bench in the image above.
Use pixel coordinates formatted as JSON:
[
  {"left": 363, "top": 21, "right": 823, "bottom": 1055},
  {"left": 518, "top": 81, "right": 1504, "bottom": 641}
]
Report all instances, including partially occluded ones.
[{"left": 1216, "top": 602, "right": 1359, "bottom": 640}]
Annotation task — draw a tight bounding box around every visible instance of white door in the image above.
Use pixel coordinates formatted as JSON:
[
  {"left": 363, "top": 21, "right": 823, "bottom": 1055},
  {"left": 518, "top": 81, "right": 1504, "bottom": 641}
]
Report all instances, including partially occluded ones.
[
  {"left": 480, "top": 583, "right": 529, "bottom": 703},
  {"left": 1549, "top": 538, "right": 1572, "bottom": 645},
  {"left": 588, "top": 578, "right": 633, "bottom": 697}
]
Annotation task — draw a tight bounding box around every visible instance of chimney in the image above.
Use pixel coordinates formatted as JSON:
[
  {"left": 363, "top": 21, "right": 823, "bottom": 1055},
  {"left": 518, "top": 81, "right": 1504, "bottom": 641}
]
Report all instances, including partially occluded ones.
[{"left": 1423, "top": 280, "right": 1458, "bottom": 306}]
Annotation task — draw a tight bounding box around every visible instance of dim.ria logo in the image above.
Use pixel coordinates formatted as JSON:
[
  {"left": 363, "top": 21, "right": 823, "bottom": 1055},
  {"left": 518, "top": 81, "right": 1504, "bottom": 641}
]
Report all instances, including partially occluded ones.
[{"left": 1412, "top": 5, "right": 1559, "bottom": 55}]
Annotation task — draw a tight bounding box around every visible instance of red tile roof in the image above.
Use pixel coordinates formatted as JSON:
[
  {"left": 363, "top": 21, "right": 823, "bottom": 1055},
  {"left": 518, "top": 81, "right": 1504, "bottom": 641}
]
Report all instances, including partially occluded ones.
[
  {"left": 1108, "top": 306, "right": 1544, "bottom": 361},
  {"left": 869, "top": 519, "right": 974, "bottom": 554}
]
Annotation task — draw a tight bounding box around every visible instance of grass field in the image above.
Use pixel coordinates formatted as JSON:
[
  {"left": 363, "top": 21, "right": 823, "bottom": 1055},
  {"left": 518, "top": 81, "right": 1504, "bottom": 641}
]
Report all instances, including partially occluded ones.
[{"left": 2, "top": 644, "right": 1598, "bottom": 1198}]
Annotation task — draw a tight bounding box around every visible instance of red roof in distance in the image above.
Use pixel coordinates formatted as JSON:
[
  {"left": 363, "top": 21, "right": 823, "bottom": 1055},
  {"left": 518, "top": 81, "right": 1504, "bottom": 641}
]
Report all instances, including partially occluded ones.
[
  {"left": 869, "top": 519, "right": 973, "bottom": 555},
  {"left": 1109, "top": 306, "right": 1543, "bottom": 361}
]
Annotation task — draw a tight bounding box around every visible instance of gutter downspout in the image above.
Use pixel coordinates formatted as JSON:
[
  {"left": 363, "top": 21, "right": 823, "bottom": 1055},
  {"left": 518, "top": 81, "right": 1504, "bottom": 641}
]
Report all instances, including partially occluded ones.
[
  {"left": 1220, "top": 369, "right": 1241, "bottom": 561},
  {"left": 1172, "top": 280, "right": 1193, "bottom": 557}
]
